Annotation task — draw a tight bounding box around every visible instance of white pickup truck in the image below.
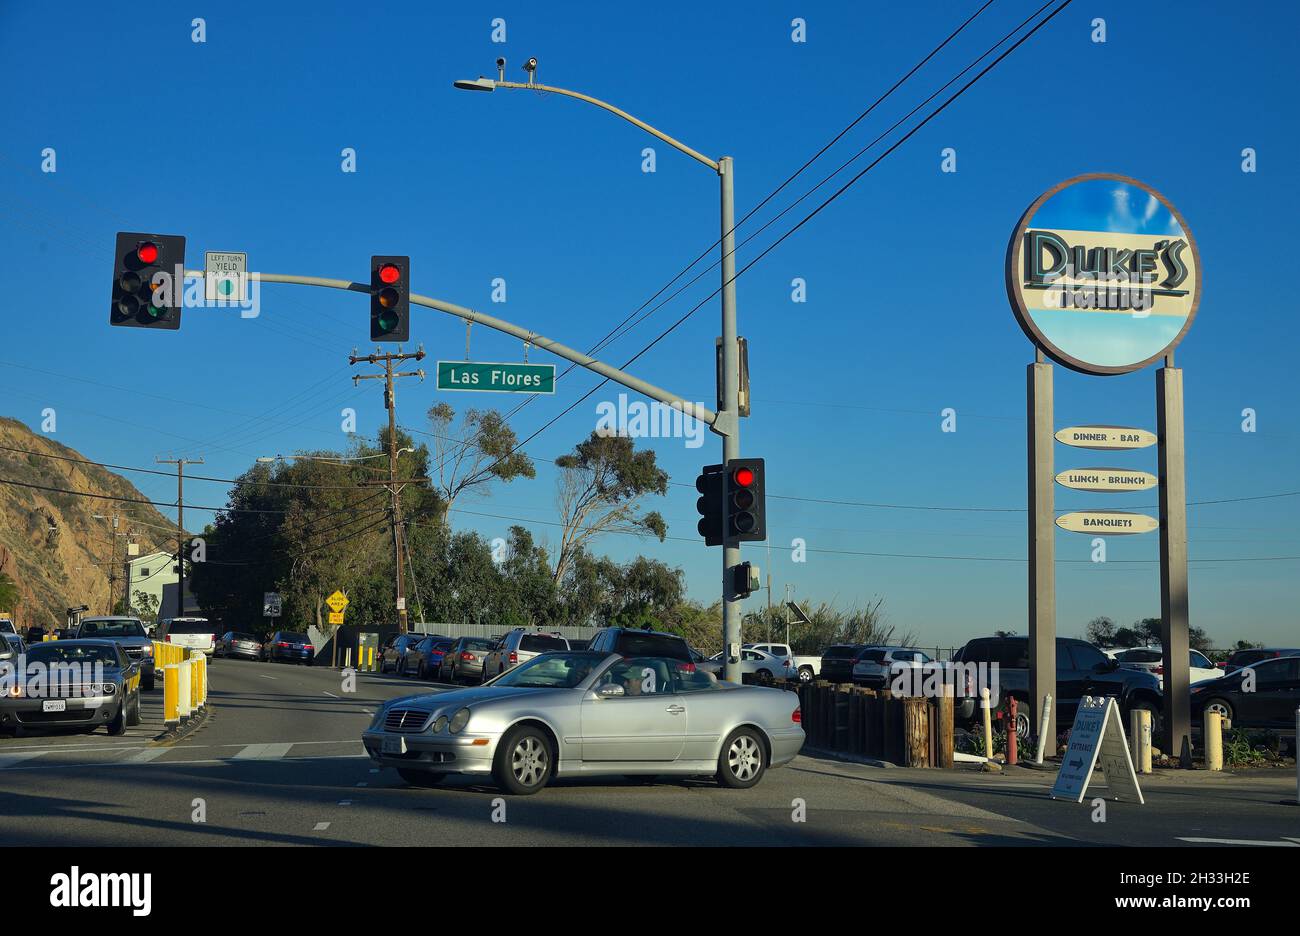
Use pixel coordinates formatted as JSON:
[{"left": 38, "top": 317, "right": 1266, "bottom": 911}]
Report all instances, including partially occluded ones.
[{"left": 745, "top": 642, "right": 819, "bottom": 682}]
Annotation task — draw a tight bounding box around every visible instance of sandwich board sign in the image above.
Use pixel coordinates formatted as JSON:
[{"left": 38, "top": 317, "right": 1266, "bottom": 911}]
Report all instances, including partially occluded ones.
[{"left": 1050, "top": 696, "right": 1144, "bottom": 804}]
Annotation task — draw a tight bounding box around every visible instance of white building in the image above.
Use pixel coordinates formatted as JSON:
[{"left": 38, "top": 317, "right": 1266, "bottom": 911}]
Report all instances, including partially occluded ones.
[{"left": 126, "top": 550, "right": 197, "bottom": 620}]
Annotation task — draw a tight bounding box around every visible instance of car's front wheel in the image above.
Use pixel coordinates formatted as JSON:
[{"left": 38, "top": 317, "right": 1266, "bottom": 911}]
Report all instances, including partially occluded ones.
[
  {"left": 493, "top": 725, "right": 553, "bottom": 795},
  {"left": 717, "top": 727, "right": 766, "bottom": 789},
  {"left": 1201, "top": 698, "right": 1234, "bottom": 723},
  {"left": 107, "top": 702, "right": 127, "bottom": 736}
]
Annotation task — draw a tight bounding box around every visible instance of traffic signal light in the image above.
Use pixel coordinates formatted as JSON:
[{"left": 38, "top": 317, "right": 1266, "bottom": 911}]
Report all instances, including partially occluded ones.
[
  {"left": 732, "top": 561, "right": 760, "bottom": 598},
  {"left": 370, "top": 255, "right": 410, "bottom": 341},
  {"left": 726, "top": 457, "right": 766, "bottom": 542},
  {"left": 110, "top": 232, "right": 186, "bottom": 329},
  {"left": 695, "top": 463, "right": 725, "bottom": 546}
]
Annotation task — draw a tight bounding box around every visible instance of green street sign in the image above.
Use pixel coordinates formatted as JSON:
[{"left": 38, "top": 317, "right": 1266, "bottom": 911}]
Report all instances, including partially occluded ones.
[{"left": 436, "top": 360, "right": 555, "bottom": 394}]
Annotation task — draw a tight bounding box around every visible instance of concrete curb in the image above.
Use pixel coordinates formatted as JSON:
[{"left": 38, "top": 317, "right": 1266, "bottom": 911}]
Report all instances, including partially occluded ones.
[
  {"left": 802, "top": 746, "right": 896, "bottom": 769},
  {"left": 151, "top": 704, "right": 212, "bottom": 746}
]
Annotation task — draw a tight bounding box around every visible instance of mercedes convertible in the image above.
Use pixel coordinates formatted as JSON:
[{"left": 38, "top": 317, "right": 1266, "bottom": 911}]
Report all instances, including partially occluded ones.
[{"left": 361, "top": 650, "right": 805, "bottom": 795}]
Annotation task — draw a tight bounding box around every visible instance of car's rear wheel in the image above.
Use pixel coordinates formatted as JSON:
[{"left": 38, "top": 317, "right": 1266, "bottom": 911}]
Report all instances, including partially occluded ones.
[
  {"left": 798, "top": 666, "right": 814, "bottom": 683},
  {"left": 1202, "top": 698, "right": 1234, "bottom": 723},
  {"left": 493, "top": 725, "right": 553, "bottom": 795},
  {"left": 756, "top": 669, "right": 774, "bottom": 686},
  {"left": 717, "top": 727, "right": 766, "bottom": 789},
  {"left": 397, "top": 769, "right": 446, "bottom": 788}
]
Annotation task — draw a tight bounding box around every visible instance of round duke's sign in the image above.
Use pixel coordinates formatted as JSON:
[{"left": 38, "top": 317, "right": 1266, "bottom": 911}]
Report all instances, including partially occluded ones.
[{"left": 1006, "top": 173, "right": 1200, "bottom": 375}]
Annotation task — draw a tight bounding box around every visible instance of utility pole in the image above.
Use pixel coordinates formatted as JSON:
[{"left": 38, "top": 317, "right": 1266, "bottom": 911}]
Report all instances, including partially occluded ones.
[
  {"left": 351, "top": 346, "right": 426, "bottom": 634},
  {"left": 156, "top": 456, "right": 203, "bottom": 619}
]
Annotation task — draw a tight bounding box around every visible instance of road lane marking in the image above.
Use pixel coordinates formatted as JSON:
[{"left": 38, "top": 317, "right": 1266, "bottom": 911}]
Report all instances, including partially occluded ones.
[
  {"left": 322, "top": 691, "right": 339, "bottom": 698},
  {"left": 126, "top": 749, "right": 169, "bottom": 764},
  {"left": 338, "top": 800, "right": 352, "bottom": 806},
  {"left": 0, "top": 751, "right": 47, "bottom": 769},
  {"left": 233, "top": 743, "right": 294, "bottom": 760},
  {"left": 313, "top": 822, "right": 330, "bottom": 831},
  {"left": 259, "top": 675, "right": 277, "bottom": 680}
]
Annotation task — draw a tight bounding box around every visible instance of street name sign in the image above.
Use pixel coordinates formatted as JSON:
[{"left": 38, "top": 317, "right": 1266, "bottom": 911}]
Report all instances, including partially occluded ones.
[
  {"left": 1050, "top": 697, "right": 1144, "bottom": 804},
  {"left": 1055, "top": 468, "right": 1157, "bottom": 493},
  {"left": 1054, "top": 425, "right": 1157, "bottom": 450},
  {"left": 204, "top": 251, "right": 248, "bottom": 302},
  {"left": 436, "top": 360, "right": 555, "bottom": 394},
  {"left": 325, "top": 590, "right": 349, "bottom": 613},
  {"left": 1056, "top": 510, "right": 1158, "bottom": 535}
]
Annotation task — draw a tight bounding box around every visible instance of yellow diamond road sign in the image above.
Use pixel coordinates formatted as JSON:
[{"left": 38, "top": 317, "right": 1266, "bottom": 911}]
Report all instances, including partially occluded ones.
[{"left": 326, "top": 590, "right": 348, "bottom": 613}]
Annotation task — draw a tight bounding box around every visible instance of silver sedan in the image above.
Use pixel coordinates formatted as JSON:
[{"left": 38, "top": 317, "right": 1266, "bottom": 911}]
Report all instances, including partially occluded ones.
[{"left": 361, "top": 651, "right": 805, "bottom": 795}]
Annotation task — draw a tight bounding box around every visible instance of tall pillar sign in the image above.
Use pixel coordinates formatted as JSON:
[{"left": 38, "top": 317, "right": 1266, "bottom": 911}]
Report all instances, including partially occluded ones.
[{"left": 1005, "top": 173, "right": 1201, "bottom": 763}]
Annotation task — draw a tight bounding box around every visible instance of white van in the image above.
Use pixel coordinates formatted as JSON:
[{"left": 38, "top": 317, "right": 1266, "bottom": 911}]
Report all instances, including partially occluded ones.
[{"left": 155, "top": 617, "right": 218, "bottom": 655}]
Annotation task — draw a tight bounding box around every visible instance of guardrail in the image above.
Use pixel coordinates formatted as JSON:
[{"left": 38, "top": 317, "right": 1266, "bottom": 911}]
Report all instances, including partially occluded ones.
[
  {"left": 791, "top": 680, "right": 953, "bottom": 768},
  {"left": 153, "top": 642, "right": 208, "bottom": 726}
]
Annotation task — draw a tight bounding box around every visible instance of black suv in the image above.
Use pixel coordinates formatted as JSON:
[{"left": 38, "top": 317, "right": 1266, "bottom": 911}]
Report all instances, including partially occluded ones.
[
  {"left": 587, "top": 627, "right": 693, "bottom": 662},
  {"left": 952, "top": 635, "right": 1162, "bottom": 737},
  {"left": 819, "top": 644, "right": 868, "bottom": 684}
]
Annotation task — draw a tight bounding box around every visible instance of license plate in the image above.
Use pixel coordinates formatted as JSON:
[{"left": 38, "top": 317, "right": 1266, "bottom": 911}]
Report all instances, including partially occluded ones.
[
  {"left": 381, "top": 736, "right": 406, "bottom": 755},
  {"left": 43, "top": 700, "right": 66, "bottom": 713}
]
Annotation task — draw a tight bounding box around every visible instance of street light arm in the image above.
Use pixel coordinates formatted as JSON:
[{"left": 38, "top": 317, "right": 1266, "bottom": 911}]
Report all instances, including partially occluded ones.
[
  {"left": 491, "top": 80, "right": 720, "bottom": 173},
  {"left": 184, "top": 270, "right": 720, "bottom": 428}
]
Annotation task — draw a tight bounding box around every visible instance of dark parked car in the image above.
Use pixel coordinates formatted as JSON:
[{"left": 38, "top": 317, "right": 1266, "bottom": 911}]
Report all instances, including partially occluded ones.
[
  {"left": 403, "top": 636, "right": 453, "bottom": 679},
  {"left": 1191, "top": 656, "right": 1300, "bottom": 732},
  {"left": 436, "top": 636, "right": 496, "bottom": 684},
  {"left": 265, "top": 631, "right": 314, "bottom": 665},
  {"left": 819, "top": 644, "right": 868, "bottom": 684},
  {"left": 584, "top": 627, "right": 694, "bottom": 663},
  {"left": 380, "top": 634, "right": 424, "bottom": 674},
  {"left": 1222, "top": 647, "right": 1300, "bottom": 672},
  {"left": 75, "top": 616, "right": 156, "bottom": 690},
  {"left": 0, "top": 639, "right": 142, "bottom": 737},
  {"left": 217, "top": 631, "right": 264, "bottom": 661},
  {"left": 951, "top": 636, "right": 1163, "bottom": 737}
]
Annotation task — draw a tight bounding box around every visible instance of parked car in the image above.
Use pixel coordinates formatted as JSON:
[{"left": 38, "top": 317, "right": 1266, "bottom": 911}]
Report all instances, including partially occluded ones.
[
  {"left": 1221, "top": 647, "right": 1300, "bottom": 672},
  {"left": 1, "top": 632, "right": 24, "bottom": 658},
  {"left": 951, "top": 635, "right": 1163, "bottom": 738},
  {"left": 584, "top": 627, "right": 694, "bottom": 663},
  {"left": 362, "top": 650, "right": 805, "bottom": 795},
  {"left": 265, "top": 631, "right": 314, "bottom": 665},
  {"left": 403, "top": 636, "right": 453, "bottom": 679},
  {"left": 380, "top": 634, "right": 424, "bottom": 674},
  {"left": 481, "top": 628, "right": 571, "bottom": 682},
  {"left": 436, "top": 636, "right": 496, "bottom": 684},
  {"left": 819, "top": 644, "right": 868, "bottom": 684},
  {"left": 75, "top": 616, "right": 156, "bottom": 690},
  {"left": 699, "top": 647, "right": 793, "bottom": 685},
  {"left": 216, "top": 631, "right": 264, "bottom": 661},
  {"left": 155, "top": 617, "right": 219, "bottom": 656},
  {"left": 0, "top": 618, "right": 15, "bottom": 636},
  {"left": 746, "top": 642, "right": 819, "bottom": 682},
  {"left": 0, "top": 639, "right": 142, "bottom": 737},
  {"left": 1104, "top": 646, "right": 1222, "bottom": 687},
  {"left": 1191, "top": 656, "right": 1300, "bottom": 731},
  {"left": 852, "top": 647, "right": 932, "bottom": 689}
]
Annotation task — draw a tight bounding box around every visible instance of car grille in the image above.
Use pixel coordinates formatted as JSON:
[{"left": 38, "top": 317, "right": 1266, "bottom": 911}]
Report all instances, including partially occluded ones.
[
  {"left": 18, "top": 709, "right": 97, "bottom": 723},
  {"left": 124, "top": 647, "right": 145, "bottom": 657},
  {"left": 384, "top": 709, "right": 430, "bottom": 732}
]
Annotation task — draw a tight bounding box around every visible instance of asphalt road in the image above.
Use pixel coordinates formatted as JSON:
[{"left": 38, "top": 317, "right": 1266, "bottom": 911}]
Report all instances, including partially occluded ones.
[{"left": 0, "top": 657, "right": 1295, "bottom": 846}]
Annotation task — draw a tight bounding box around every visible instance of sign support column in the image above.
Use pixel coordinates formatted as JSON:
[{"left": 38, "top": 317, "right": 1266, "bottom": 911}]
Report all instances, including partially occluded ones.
[
  {"left": 1028, "top": 356, "right": 1057, "bottom": 746},
  {"left": 1156, "top": 360, "right": 1192, "bottom": 765}
]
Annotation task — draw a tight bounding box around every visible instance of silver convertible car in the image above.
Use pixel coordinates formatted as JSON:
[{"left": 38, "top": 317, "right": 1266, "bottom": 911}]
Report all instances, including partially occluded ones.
[{"left": 362, "top": 650, "right": 805, "bottom": 795}]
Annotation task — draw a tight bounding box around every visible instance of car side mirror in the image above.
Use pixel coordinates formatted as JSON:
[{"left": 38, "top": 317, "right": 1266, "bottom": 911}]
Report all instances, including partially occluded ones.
[
  {"left": 1097, "top": 658, "right": 1118, "bottom": 672},
  {"left": 596, "top": 683, "right": 625, "bottom": 699}
]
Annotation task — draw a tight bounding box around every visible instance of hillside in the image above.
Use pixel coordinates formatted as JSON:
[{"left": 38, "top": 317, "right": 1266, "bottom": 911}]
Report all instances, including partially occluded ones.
[{"left": 0, "top": 416, "right": 175, "bottom": 631}]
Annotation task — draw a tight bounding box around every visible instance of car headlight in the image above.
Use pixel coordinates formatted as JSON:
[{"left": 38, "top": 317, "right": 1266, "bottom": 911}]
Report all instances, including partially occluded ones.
[
  {"left": 142, "top": 644, "right": 154, "bottom": 656},
  {"left": 369, "top": 706, "right": 389, "bottom": 730},
  {"left": 102, "top": 683, "right": 116, "bottom": 695},
  {"left": 448, "top": 707, "right": 471, "bottom": 734},
  {"left": 432, "top": 715, "right": 448, "bottom": 733}
]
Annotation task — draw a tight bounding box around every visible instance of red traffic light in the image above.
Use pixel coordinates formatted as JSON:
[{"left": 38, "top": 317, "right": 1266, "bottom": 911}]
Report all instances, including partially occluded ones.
[
  {"left": 732, "top": 466, "right": 755, "bottom": 487},
  {"left": 378, "top": 263, "right": 401, "bottom": 285},
  {"left": 136, "top": 242, "right": 159, "bottom": 264}
]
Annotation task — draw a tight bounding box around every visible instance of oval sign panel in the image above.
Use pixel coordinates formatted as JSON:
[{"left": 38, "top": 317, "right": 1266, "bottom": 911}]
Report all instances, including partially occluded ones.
[
  {"left": 1006, "top": 173, "right": 1200, "bottom": 375},
  {"left": 1056, "top": 511, "right": 1159, "bottom": 535},
  {"left": 1054, "top": 425, "right": 1157, "bottom": 450},
  {"left": 1056, "top": 468, "right": 1158, "bottom": 493}
]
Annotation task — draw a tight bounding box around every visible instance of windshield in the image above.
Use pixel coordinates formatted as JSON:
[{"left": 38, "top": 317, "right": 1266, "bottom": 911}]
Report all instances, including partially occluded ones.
[
  {"left": 79, "top": 619, "right": 146, "bottom": 638},
  {"left": 167, "top": 620, "right": 214, "bottom": 635},
  {"left": 25, "top": 643, "right": 122, "bottom": 666},
  {"left": 491, "top": 651, "right": 606, "bottom": 689},
  {"left": 520, "top": 634, "right": 568, "bottom": 653}
]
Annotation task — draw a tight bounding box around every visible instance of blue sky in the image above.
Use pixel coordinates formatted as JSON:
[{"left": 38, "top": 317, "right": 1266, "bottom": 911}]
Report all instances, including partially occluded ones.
[{"left": 2, "top": 1, "right": 1297, "bottom": 647}]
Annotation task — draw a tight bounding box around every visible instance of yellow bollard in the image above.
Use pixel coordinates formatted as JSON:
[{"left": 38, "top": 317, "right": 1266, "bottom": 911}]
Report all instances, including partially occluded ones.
[
  {"left": 980, "top": 687, "right": 993, "bottom": 759},
  {"left": 1206, "top": 711, "right": 1223, "bottom": 771},
  {"left": 1130, "top": 709, "right": 1153, "bottom": 774},
  {"left": 164, "top": 663, "right": 180, "bottom": 725}
]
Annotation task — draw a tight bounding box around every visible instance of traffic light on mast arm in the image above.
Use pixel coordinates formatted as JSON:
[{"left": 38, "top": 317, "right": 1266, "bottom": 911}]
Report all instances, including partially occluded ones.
[
  {"left": 371, "top": 255, "right": 410, "bottom": 341},
  {"left": 726, "top": 457, "right": 766, "bottom": 543},
  {"left": 695, "top": 463, "right": 725, "bottom": 546},
  {"left": 110, "top": 232, "right": 186, "bottom": 329}
]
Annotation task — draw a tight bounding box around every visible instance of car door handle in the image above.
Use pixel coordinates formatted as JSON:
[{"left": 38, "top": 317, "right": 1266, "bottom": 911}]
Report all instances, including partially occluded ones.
[{"left": 666, "top": 705, "right": 685, "bottom": 715}]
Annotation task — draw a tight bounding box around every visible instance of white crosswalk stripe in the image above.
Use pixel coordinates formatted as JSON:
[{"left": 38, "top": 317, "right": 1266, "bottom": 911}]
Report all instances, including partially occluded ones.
[
  {"left": 0, "top": 751, "right": 46, "bottom": 769},
  {"left": 232, "top": 742, "right": 295, "bottom": 760}
]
